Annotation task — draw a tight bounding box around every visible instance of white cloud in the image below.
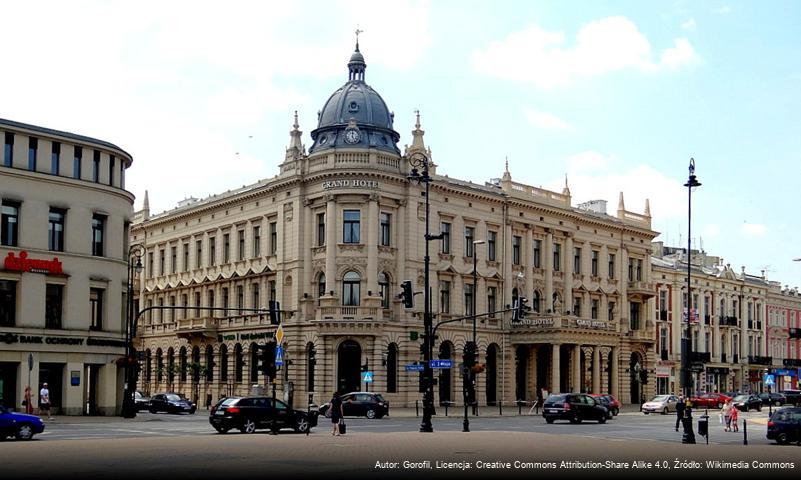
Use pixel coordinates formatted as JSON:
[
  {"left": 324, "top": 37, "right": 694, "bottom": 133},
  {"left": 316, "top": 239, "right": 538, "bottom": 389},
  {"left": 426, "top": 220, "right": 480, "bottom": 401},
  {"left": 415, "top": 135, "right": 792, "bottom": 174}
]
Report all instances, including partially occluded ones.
[
  {"left": 740, "top": 223, "right": 767, "bottom": 237},
  {"left": 712, "top": 6, "right": 732, "bottom": 14},
  {"left": 524, "top": 109, "right": 572, "bottom": 130},
  {"left": 471, "top": 16, "right": 701, "bottom": 88},
  {"left": 566, "top": 151, "right": 609, "bottom": 172},
  {"left": 681, "top": 18, "right": 697, "bottom": 30},
  {"left": 702, "top": 224, "right": 721, "bottom": 239}
]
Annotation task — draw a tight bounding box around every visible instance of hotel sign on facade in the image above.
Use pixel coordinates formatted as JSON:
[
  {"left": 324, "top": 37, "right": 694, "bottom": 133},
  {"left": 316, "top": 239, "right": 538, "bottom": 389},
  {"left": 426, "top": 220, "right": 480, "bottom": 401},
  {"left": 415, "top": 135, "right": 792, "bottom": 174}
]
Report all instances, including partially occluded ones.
[{"left": 322, "top": 179, "right": 381, "bottom": 191}]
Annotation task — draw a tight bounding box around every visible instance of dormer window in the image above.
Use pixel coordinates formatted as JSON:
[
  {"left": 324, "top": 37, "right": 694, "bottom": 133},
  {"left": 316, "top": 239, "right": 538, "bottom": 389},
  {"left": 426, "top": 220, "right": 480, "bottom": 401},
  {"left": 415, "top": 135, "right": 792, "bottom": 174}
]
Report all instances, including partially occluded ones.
[{"left": 348, "top": 101, "right": 359, "bottom": 113}]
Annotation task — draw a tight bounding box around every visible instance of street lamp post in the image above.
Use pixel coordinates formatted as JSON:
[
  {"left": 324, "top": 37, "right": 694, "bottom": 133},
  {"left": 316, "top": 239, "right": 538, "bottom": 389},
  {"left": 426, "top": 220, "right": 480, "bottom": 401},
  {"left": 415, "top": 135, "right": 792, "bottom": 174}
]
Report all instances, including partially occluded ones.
[
  {"left": 681, "top": 158, "right": 701, "bottom": 444},
  {"left": 121, "top": 244, "right": 145, "bottom": 418},
  {"left": 463, "top": 239, "right": 485, "bottom": 433},
  {"left": 407, "top": 151, "right": 441, "bottom": 433}
]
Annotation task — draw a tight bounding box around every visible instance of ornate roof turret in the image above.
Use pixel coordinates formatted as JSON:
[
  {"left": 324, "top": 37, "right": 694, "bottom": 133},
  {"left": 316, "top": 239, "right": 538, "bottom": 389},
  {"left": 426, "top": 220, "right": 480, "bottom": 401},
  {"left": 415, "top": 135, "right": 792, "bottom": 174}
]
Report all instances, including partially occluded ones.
[{"left": 286, "top": 110, "right": 305, "bottom": 161}]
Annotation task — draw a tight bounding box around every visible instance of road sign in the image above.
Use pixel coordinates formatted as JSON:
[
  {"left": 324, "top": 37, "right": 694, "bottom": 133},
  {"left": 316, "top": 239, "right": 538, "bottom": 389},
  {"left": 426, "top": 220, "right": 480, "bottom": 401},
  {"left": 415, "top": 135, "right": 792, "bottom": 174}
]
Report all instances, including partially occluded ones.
[
  {"left": 362, "top": 371, "right": 374, "bottom": 383},
  {"left": 764, "top": 374, "right": 775, "bottom": 387},
  {"left": 275, "top": 345, "right": 284, "bottom": 367},
  {"left": 429, "top": 359, "right": 453, "bottom": 369},
  {"left": 405, "top": 363, "right": 424, "bottom": 372},
  {"left": 276, "top": 324, "right": 284, "bottom": 344}
]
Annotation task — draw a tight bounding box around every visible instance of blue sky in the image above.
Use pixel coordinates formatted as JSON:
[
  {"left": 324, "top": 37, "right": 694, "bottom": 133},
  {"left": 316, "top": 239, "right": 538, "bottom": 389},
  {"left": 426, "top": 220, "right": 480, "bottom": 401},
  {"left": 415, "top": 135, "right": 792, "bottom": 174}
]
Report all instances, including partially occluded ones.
[{"left": 1, "top": 0, "right": 799, "bottom": 285}]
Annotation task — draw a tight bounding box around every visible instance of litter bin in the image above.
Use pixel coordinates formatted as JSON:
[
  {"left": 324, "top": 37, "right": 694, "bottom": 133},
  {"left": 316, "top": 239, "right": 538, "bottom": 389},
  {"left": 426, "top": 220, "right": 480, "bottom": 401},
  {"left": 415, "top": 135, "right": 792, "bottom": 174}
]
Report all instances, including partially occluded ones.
[{"left": 698, "top": 414, "right": 709, "bottom": 437}]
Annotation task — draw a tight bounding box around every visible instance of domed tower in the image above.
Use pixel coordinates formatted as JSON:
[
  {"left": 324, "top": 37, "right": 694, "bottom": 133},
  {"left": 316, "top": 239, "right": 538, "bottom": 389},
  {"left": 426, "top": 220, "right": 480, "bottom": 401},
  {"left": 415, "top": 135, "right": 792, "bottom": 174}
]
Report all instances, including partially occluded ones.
[{"left": 309, "top": 40, "right": 400, "bottom": 155}]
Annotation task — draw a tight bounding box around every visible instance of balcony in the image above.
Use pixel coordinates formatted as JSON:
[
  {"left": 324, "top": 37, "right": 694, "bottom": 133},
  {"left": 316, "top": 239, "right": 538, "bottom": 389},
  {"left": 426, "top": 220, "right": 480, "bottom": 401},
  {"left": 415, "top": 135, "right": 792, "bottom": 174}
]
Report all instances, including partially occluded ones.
[
  {"left": 175, "top": 317, "right": 218, "bottom": 340},
  {"left": 627, "top": 280, "right": 656, "bottom": 298},
  {"left": 722, "top": 316, "right": 738, "bottom": 327},
  {"left": 748, "top": 355, "right": 773, "bottom": 366},
  {"left": 784, "top": 358, "right": 801, "bottom": 367},
  {"left": 317, "top": 306, "right": 381, "bottom": 322},
  {"left": 691, "top": 352, "right": 711, "bottom": 363}
]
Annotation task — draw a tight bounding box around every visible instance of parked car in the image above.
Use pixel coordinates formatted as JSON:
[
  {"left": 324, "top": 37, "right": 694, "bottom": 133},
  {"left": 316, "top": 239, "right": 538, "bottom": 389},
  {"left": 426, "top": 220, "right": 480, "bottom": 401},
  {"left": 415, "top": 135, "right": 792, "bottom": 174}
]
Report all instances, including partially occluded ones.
[
  {"left": 691, "top": 393, "right": 732, "bottom": 409},
  {"left": 732, "top": 394, "right": 762, "bottom": 412},
  {"left": 642, "top": 395, "right": 679, "bottom": 414},
  {"left": 590, "top": 394, "right": 620, "bottom": 417},
  {"left": 542, "top": 393, "right": 608, "bottom": 424},
  {"left": 319, "top": 392, "right": 389, "bottom": 419},
  {"left": 759, "top": 392, "right": 787, "bottom": 407},
  {"left": 767, "top": 407, "right": 801, "bottom": 444},
  {"left": 780, "top": 389, "right": 801, "bottom": 406},
  {"left": 209, "top": 396, "right": 318, "bottom": 434},
  {"left": 0, "top": 405, "right": 45, "bottom": 440},
  {"left": 134, "top": 391, "right": 151, "bottom": 411},
  {"left": 148, "top": 393, "right": 197, "bottom": 414}
]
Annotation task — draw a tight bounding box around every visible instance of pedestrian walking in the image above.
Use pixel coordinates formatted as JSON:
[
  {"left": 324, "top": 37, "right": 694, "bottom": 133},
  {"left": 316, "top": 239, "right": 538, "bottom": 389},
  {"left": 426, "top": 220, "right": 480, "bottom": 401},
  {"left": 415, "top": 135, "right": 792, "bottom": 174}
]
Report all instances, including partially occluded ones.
[
  {"left": 721, "top": 400, "right": 732, "bottom": 432},
  {"left": 23, "top": 386, "right": 33, "bottom": 414},
  {"left": 39, "top": 383, "right": 52, "bottom": 419},
  {"left": 329, "top": 391, "right": 344, "bottom": 436},
  {"left": 675, "top": 395, "right": 685, "bottom": 431},
  {"left": 730, "top": 402, "right": 739, "bottom": 432}
]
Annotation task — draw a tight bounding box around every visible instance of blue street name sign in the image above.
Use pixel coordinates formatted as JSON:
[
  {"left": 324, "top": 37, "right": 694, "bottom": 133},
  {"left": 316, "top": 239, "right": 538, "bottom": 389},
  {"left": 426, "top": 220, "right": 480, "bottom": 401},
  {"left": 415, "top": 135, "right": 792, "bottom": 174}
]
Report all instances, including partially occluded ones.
[
  {"left": 405, "top": 363, "right": 424, "bottom": 372},
  {"left": 429, "top": 359, "right": 453, "bottom": 369}
]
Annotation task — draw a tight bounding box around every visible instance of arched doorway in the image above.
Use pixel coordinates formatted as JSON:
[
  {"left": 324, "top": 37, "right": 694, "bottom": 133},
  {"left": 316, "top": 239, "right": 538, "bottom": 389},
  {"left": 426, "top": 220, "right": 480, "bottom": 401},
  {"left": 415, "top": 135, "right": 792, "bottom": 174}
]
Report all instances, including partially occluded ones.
[
  {"left": 438, "top": 342, "right": 453, "bottom": 405},
  {"left": 337, "top": 340, "right": 361, "bottom": 394},
  {"left": 630, "top": 352, "right": 643, "bottom": 404},
  {"left": 486, "top": 344, "right": 498, "bottom": 405}
]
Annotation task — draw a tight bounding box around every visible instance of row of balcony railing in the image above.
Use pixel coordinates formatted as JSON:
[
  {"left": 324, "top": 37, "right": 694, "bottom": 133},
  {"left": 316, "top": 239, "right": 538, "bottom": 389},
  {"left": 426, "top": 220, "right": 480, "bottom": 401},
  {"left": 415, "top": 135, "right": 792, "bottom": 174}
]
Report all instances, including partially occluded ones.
[{"left": 657, "top": 311, "right": 765, "bottom": 330}]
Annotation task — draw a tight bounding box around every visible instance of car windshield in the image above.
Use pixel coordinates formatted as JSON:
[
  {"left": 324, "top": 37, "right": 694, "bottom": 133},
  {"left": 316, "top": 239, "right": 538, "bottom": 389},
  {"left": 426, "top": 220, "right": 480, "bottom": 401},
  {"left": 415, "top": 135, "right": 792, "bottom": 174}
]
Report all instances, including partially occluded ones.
[
  {"left": 546, "top": 394, "right": 567, "bottom": 403},
  {"left": 651, "top": 395, "right": 670, "bottom": 402},
  {"left": 733, "top": 395, "right": 748, "bottom": 401},
  {"left": 166, "top": 394, "right": 182, "bottom": 401},
  {"left": 374, "top": 394, "right": 386, "bottom": 402}
]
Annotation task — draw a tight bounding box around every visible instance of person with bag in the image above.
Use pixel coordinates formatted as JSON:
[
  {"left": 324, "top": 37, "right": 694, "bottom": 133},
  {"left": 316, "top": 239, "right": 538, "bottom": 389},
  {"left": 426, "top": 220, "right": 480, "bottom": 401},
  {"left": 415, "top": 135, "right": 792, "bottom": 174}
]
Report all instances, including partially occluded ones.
[
  {"left": 721, "top": 400, "right": 732, "bottom": 432},
  {"left": 330, "top": 391, "right": 345, "bottom": 436},
  {"left": 729, "top": 401, "right": 739, "bottom": 432}
]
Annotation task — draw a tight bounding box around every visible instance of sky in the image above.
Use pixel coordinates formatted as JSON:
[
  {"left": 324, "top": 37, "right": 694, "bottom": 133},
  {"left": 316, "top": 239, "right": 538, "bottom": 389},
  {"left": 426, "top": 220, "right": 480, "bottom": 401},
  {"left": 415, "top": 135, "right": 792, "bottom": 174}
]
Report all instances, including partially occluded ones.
[{"left": 1, "top": 0, "right": 800, "bottom": 287}]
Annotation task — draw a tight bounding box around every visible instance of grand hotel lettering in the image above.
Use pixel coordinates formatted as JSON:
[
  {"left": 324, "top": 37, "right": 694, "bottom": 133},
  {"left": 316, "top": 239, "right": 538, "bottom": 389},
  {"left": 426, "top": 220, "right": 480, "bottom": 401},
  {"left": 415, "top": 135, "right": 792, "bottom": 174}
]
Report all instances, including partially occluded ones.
[{"left": 322, "top": 179, "right": 381, "bottom": 190}]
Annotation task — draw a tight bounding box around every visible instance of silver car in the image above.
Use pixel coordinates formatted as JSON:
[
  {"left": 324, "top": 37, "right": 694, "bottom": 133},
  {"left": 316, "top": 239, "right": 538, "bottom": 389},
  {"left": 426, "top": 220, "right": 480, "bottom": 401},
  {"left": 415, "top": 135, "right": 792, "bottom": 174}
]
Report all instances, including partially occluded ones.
[{"left": 641, "top": 395, "right": 679, "bottom": 414}]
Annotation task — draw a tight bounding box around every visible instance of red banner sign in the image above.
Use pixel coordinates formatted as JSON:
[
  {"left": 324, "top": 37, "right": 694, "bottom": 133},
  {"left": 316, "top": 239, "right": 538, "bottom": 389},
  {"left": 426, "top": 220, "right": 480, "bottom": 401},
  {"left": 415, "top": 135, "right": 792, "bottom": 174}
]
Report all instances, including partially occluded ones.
[{"left": 3, "top": 251, "right": 63, "bottom": 274}]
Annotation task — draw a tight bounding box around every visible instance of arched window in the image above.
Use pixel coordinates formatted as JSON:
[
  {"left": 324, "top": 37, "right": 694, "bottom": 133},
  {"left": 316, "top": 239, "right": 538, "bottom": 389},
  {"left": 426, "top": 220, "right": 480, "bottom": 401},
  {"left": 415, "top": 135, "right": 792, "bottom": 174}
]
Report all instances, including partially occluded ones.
[
  {"left": 156, "top": 349, "right": 163, "bottom": 382},
  {"left": 307, "top": 342, "right": 316, "bottom": 393},
  {"left": 249, "top": 342, "right": 259, "bottom": 382},
  {"left": 532, "top": 290, "right": 541, "bottom": 313},
  {"left": 219, "top": 344, "right": 228, "bottom": 382},
  {"left": 234, "top": 344, "right": 243, "bottom": 383},
  {"left": 144, "top": 349, "right": 152, "bottom": 383},
  {"left": 205, "top": 345, "right": 214, "bottom": 382},
  {"left": 386, "top": 343, "right": 398, "bottom": 393},
  {"left": 179, "top": 347, "right": 187, "bottom": 382},
  {"left": 342, "top": 271, "right": 360, "bottom": 306},
  {"left": 167, "top": 347, "right": 175, "bottom": 384},
  {"left": 191, "top": 346, "right": 200, "bottom": 383},
  {"left": 378, "top": 272, "right": 390, "bottom": 309},
  {"left": 318, "top": 273, "right": 326, "bottom": 300}
]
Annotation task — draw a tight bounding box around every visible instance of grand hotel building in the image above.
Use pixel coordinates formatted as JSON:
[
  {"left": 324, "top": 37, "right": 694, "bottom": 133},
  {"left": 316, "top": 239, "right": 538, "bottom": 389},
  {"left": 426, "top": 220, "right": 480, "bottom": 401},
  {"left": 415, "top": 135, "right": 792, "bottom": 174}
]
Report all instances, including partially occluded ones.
[{"left": 131, "top": 44, "right": 666, "bottom": 409}]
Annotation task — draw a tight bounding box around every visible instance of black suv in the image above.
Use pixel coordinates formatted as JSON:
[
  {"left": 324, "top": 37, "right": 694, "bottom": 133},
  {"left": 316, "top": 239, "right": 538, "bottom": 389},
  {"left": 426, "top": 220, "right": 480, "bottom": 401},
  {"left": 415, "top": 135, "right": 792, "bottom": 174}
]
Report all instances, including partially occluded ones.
[
  {"left": 542, "top": 393, "right": 608, "bottom": 424},
  {"left": 209, "top": 396, "right": 318, "bottom": 434},
  {"left": 759, "top": 392, "right": 787, "bottom": 406},
  {"left": 780, "top": 390, "right": 801, "bottom": 406},
  {"left": 148, "top": 393, "right": 197, "bottom": 414},
  {"left": 319, "top": 392, "right": 389, "bottom": 419},
  {"left": 767, "top": 407, "right": 801, "bottom": 445},
  {"left": 732, "top": 394, "right": 762, "bottom": 412}
]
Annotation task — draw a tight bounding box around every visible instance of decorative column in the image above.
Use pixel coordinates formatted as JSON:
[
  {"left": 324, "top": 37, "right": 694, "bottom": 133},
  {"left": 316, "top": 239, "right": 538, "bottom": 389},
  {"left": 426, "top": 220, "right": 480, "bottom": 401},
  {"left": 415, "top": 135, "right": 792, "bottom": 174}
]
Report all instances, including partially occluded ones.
[
  {"left": 551, "top": 343, "right": 561, "bottom": 394},
  {"left": 366, "top": 194, "right": 379, "bottom": 294},
  {"left": 525, "top": 228, "right": 534, "bottom": 298},
  {"left": 325, "top": 195, "right": 337, "bottom": 294},
  {"left": 592, "top": 346, "right": 601, "bottom": 394},
  {"left": 545, "top": 230, "right": 554, "bottom": 312},
  {"left": 572, "top": 345, "right": 581, "bottom": 393},
  {"left": 610, "top": 347, "right": 620, "bottom": 398},
  {"left": 564, "top": 234, "right": 573, "bottom": 314},
  {"left": 599, "top": 347, "right": 611, "bottom": 393}
]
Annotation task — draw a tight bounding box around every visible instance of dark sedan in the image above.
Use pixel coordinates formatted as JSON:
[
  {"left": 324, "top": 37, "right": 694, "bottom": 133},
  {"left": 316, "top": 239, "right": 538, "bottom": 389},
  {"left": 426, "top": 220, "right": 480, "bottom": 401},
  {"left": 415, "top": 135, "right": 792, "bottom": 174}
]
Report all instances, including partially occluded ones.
[
  {"left": 0, "top": 405, "right": 45, "bottom": 440},
  {"left": 732, "top": 394, "right": 762, "bottom": 412},
  {"left": 759, "top": 392, "right": 787, "bottom": 406},
  {"left": 542, "top": 393, "right": 608, "bottom": 424},
  {"left": 148, "top": 393, "right": 197, "bottom": 414},
  {"left": 209, "top": 396, "right": 318, "bottom": 434},
  {"left": 319, "top": 392, "right": 389, "bottom": 419}
]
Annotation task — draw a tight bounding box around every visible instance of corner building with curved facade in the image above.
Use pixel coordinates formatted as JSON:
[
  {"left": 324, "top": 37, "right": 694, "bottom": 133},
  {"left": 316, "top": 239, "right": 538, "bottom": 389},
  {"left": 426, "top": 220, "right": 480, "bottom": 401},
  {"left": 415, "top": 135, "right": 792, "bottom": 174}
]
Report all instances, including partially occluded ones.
[{"left": 131, "top": 46, "right": 659, "bottom": 408}]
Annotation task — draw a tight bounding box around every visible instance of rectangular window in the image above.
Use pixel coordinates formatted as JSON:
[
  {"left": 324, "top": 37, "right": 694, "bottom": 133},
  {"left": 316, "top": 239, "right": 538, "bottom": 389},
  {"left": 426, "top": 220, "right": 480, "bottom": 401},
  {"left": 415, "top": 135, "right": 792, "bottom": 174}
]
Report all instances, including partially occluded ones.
[
  {"left": 630, "top": 302, "right": 641, "bottom": 330},
  {"left": 238, "top": 229, "right": 245, "bottom": 261},
  {"left": 270, "top": 221, "right": 277, "bottom": 255},
  {"left": 108, "top": 155, "right": 115, "bottom": 186},
  {"left": 196, "top": 240, "right": 202, "bottom": 269},
  {"left": 440, "top": 281, "right": 451, "bottom": 314},
  {"left": 465, "top": 226, "right": 475, "bottom": 257},
  {"left": 48, "top": 208, "right": 65, "bottom": 251},
  {"left": 168, "top": 296, "right": 175, "bottom": 322},
  {"left": 237, "top": 285, "right": 244, "bottom": 315},
  {"left": 380, "top": 213, "right": 391, "bottom": 246},
  {"left": 222, "top": 287, "right": 229, "bottom": 315},
  {"left": 73, "top": 146, "right": 82, "bottom": 179},
  {"left": 252, "top": 283, "right": 260, "bottom": 310},
  {"left": 608, "top": 301, "right": 616, "bottom": 321},
  {"left": 223, "top": 233, "right": 230, "bottom": 262},
  {"left": 93, "top": 150, "right": 100, "bottom": 183},
  {"left": 208, "top": 290, "right": 215, "bottom": 312},
  {"left": 316, "top": 213, "right": 325, "bottom": 246},
  {"left": 91, "top": 214, "right": 105, "bottom": 256},
  {"left": 253, "top": 225, "right": 261, "bottom": 257},
  {"left": 45, "top": 284, "right": 63, "bottom": 329},
  {"left": 512, "top": 235, "right": 521, "bottom": 265},
  {"left": 3, "top": 132, "right": 13, "bottom": 167},
  {"left": 159, "top": 249, "right": 165, "bottom": 276},
  {"left": 573, "top": 297, "right": 582, "bottom": 317},
  {"left": 659, "top": 290, "right": 667, "bottom": 313},
  {"left": 591, "top": 250, "right": 598, "bottom": 276},
  {"left": 28, "top": 137, "right": 37, "bottom": 171},
  {"left": 464, "top": 283, "right": 474, "bottom": 317},
  {"left": 487, "top": 286, "right": 497, "bottom": 318},
  {"left": 90, "top": 288, "right": 104, "bottom": 331},
  {"left": 574, "top": 247, "right": 581, "bottom": 273},
  {"left": 487, "top": 231, "right": 497, "bottom": 261},
  {"left": 533, "top": 239, "right": 541, "bottom": 268},
  {"left": 343, "top": 210, "right": 360, "bottom": 243},
  {"left": 0, "top": 280, "right": 17, "bottom": 327},
  {"left": 1, "top": 200, "right": 20, "bottom": 246},
  {"left": 171, "top": 246, "right": 177, "bottom": 274},
  {"left": 553, "top": 243, "right": 561, "bottom": 272},
  {"left": 147, "top": 252, "right": 154, "bottom": 278},
  {"left": 441, "top": 222, "right": 451, "bottom": 254},
  {"left": 636, "top": 259, "right": 643, "bottom": 281},
  {"left": 608, "top": 254, "right": 616, "bottom": 279},
  {"left": 194, "top": 292, "right": 201, "bottom": 317},
  {"left": 269, "top": 280, "right": 276, "bottom": 302},
  {"left": 209, "top": 237, "right": 216, "bottom": 266},
  {"left": 183, "top": 243, "right": 189, "bottom": 271},
  {"left": 591, "top": 299, "right": 599, "bottom": 319},
  {"left": 51, "top": 142, "right": 60, "bottom": 175}
]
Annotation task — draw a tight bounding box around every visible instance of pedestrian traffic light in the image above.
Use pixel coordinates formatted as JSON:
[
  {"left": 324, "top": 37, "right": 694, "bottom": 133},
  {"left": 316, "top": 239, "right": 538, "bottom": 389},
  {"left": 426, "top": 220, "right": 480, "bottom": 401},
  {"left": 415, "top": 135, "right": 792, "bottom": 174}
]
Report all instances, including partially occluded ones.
[
  {"left": 463, "top": 342, "right": 476, "bottom": 369},
  {"left": 399, "top": 280, "right": 414, "bottom": 309},
  {"left": 268, "top": 300, "right": 281, "bottom": 325},
  {"left": 361, "top": 361, "right": 369, "bottom": 372},
  {"left": 257, "top": 343, "right": 277, "bottom": 379},
  {"left": 640, "top": 369, "right": 649, "bottom": 385},
  {"left": 518, "top": 297, "right": 531, "bottom": 319}
]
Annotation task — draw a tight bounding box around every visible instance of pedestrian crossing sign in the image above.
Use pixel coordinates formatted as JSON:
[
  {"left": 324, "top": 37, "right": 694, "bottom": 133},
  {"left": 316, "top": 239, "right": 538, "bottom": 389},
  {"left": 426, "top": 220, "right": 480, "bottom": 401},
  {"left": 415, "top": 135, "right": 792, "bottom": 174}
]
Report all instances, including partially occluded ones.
[
  {"left": 275, "top": 345, "right": 284, "bottom": 367},
  {"left": 362, "top": 371, "right": 374, "bottom": 383},
  {"left": 764, "top": 374, "right": 775, "bottom": 386}
]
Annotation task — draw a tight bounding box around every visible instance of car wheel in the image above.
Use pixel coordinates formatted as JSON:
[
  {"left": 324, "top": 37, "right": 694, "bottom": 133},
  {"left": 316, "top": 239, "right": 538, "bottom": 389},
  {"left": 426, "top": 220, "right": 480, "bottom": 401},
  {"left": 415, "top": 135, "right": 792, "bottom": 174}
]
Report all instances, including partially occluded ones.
[
  {"left": 643, "top": 411, "right": 649, "bottom": 415},
  {"left": 662, "top": 407, "right": 669, "bottom": 415},
  {"left": 612, "top": 408, "right": 619, "bottom": 416},
  {"left": 189, "top": 408, "right": 196, "bottom": 415},
  {"left": 545, "top": 418, "right": 555, "bottom": 424},
  {"left": 776, "top": 433, "right": 789, "bottom": 445},
  {"left": 214, "top": 426, "right": 230, "bottom": 434},
  {"left": 569, "top": 413, "right": 581, "bottom": 424},
  {"left": 295, "top": 418, "right": 310, "bottom": 434},
  {"left": 774, "top": 401, "right": 781, "bottom": 407},
  {"left": 757, "top": 404, "right": 762, "bottom": 412},
  {"left": 599, "top": 415, "right": 607, "bottom": 424},
  {"left": 240, "top": 418, "right": 257, "bottom": 434},
  {"left": 149, "top": 406, "right": 158, "bottom": 414},
  {"left": 716, "top": 403, "right": 722, "bottom": 409},
  {"left": 366, "top": 409, "right": 376, "bottom": 419},
  {"left": 606, "top": 411, "right": 613, "bottom": 420},
  {"left": 16, "top": 423, "right": 35, "bottom": 441}
]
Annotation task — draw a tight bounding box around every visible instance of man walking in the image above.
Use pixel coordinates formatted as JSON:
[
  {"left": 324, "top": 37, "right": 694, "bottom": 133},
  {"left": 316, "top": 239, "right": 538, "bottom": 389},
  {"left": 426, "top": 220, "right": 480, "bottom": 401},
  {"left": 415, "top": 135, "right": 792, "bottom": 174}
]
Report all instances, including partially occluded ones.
[
  {"left": 39, "top": 383, "right": 52, "bottom": 420},
  {"left": 675, "top": 395, "right": 686, "bottom": 432}
]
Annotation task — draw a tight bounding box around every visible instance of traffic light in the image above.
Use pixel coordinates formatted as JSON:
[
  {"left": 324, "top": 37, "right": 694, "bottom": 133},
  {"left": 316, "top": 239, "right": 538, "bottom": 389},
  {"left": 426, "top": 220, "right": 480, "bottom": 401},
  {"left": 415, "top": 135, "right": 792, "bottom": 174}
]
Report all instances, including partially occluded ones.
[
  {"left": 518, "top": 297, "right": 531, "bottom": 319},
  {"left": 463, "top": 342, "right": 476, "bottom": 369},
  {"left": 511, "top": 298, "right": 520, "bottom": 321},
  {"left": 399, "top": 280, "right": 414, "bottom": 309},
  {"left": 268, "top": 300, "right": 281, "bottom": 325},
  {"left": 257, "top": 343, "right": 277, "bottom": 379},
  {"left": 640, "top": 369, "right": 649, "bottom": 385},
  {"left": 361, "top": 360, "right": 369, "bottom": 372}
]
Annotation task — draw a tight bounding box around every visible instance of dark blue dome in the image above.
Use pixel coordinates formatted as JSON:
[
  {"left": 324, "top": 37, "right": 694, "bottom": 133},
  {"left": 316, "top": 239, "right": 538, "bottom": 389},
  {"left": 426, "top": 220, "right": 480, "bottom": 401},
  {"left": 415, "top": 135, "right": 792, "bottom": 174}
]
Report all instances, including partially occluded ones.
[{"left": 309, "top": 45, "right": 400, "bottom": 155}]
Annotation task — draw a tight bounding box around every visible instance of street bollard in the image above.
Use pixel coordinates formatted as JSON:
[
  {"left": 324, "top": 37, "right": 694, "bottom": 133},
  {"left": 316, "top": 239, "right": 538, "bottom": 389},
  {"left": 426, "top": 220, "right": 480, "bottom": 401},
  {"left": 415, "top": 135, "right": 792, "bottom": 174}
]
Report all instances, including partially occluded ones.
[
  {"left": 444, "top": 402, "right": 449, "bottom": 417},
  {"left": 499, "top": 401, "right": 502, "bottom": 416},
  {"left": 681, "top": 409, "right": 696, "bottom": 444},
  {"left": 743, "top": 418, "right": 748, "bottom": 445},
  {"left": 415, "top": 400, "right": 419, "bottom": 417}
]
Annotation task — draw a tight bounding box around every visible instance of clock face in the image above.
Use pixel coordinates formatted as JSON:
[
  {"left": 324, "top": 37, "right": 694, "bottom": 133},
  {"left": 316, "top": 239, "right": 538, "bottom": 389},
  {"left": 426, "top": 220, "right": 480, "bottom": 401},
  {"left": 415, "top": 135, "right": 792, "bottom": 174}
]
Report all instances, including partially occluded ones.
[{"left": 344, "top": 129, "right": 360, "bottom": 144}]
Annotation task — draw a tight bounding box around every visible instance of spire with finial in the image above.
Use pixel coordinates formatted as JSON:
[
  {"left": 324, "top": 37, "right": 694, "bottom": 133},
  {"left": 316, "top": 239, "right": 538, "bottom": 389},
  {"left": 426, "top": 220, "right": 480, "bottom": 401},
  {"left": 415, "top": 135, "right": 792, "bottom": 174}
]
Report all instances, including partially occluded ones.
[
  {"left": 617, "top": 192, "right": 625, "bottom": 218},
  {"left": 562, "top": 174, "right": 571, "bottom": 196},
  {"left": 408, "top": 108, "right": 427, "bottom": 153},
  {"left": 644, "top": 198, "right": 651, "bottom": 218},
  {"left": 286, "top": 110, "right": 305, "bottom": 159},
  {"left": 142, "top": 189, "right": 151, "bottom": 221},
  {"left": 348, "top": 28, "right": 366, "bottom": 81}
]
